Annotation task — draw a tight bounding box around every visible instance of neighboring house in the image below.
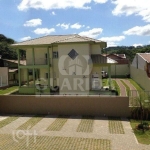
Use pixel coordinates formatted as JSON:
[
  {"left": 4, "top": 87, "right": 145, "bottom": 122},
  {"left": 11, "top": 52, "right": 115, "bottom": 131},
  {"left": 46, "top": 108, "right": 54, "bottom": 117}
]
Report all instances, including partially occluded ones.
[
  {"left": 12, "top": 34, "right": 116, "bottom": 95},
  {"left": 0, "top": 57, "right": 8, "bottom": 87},
  {"left": 102, "top": 54, "right": 130, "bottom": 77},
  {"left": 130, "top": 53, "right": 150, "bottom": 91},
  {"left": 0, "top": 57, "right": 27, "bottom": 86}
]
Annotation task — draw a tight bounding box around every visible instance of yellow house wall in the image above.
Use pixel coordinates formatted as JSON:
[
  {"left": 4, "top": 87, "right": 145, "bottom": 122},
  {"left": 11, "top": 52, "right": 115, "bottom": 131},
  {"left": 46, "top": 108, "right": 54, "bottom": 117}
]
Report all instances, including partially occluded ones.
[
  {"left": 26, "top": 48, "right": 32, "bottom": 65},
  {"left": 91, "top": 44, "right": 101, "bottom": 54},
  {"left": 26, "top": 48, "right": 48, "bottom": 65},
  {"left": 58, "top": 43, "right": 90, "bottom": 94},
  {"left": 34, "top": 48, "right": 47, "bottom": 65},
  {"left": 130, "top": 66, "right": 150, "bottom": 91}
]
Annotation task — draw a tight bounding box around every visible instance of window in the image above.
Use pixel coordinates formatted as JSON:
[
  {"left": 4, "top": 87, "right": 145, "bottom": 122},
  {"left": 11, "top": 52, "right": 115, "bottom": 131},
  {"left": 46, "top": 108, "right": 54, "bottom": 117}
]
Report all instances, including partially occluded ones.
[
  {"left": 28, "top": 69, "right": 33, "bottom": 75},
  {"left": 45, "top": 73, "right": 48, "bottom": 79},
  {"left": 53, "top": 52, "right": 58, "bottom": 59}
]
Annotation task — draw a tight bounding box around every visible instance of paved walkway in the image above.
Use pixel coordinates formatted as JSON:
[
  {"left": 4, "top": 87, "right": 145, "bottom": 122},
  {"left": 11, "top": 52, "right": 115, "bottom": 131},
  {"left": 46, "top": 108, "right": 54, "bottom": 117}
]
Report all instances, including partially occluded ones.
[
  {"left": 114, "top": 79, "right": 127, "bottom": 96},
  {"left": 0, "top": 115, "right": 150, "bottom": 150},
  {"left": 122, "top": 79, "right": 139, "bottom": 97}
]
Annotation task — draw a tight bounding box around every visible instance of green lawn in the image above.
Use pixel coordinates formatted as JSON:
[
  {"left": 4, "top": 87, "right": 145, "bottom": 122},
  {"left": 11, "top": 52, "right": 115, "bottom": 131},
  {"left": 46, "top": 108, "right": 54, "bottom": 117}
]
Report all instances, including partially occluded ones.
[
  {"left": 111, "top": 80, "right": 120, "bottom": 95},
  {"left": 102, "top": 79, "right": 108, "bottom": 87},
  {"left": 128, "top": 79, "right": 144, "bottom": 91},
  {"left": 0, "top": 86, "right": 18, "bottom": 95},
  {"left": 128, "top": 78, "right": 149, "bottom": 100},
  {"left": 130, "top": 119, "right": 150, "bottom": 145}
]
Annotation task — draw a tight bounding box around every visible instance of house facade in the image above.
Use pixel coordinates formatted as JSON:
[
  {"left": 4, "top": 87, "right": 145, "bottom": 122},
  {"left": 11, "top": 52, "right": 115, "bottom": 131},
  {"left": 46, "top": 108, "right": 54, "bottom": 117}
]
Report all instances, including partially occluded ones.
[
  {"left": 130, "top": 53, "right": 150, "bottom": 91},
  {"left": 12, "top": 34, "right": 113, "bottom": 95}
]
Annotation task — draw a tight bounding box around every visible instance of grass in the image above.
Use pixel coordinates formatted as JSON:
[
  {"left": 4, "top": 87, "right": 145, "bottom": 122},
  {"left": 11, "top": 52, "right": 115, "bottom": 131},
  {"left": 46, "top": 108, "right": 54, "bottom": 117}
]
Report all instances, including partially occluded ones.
[
  {"left": 76, "top": 116, "right": 94, "bottom": 132},
  {"left": 102, "top": 79, "right": 108, "bottom": 87},
  {"left": 46, "top": 116, "right": 68, "bottom": 131},
  {"left": 112, "top": 80, "right": 120, "bottom": 96},
  {"left": 108, "top": 117, "right": 125, "bottom": 134},
  {"left": 0, "top": 116, "right": 19, "bottom": 128},
  {"left": 130, "top": 119, "right": 150, "bottom": 145},
  {"left": 17, "top": 115, "right": 44, "bottom": 130},
  {"left": 120, "top": 80, "right": 130, "bottom": 96},
  {"left": 128, "top": 79, "right": 144, "bottom": 91},
  {"left": 0, "top": 86, "right": 18, "bottom": 95},
  {"left": 0, "top": 134, "right": 111, "bottom": 150},
  {"left": 128, "top": 78, "right": 150, "bottom": 105}
]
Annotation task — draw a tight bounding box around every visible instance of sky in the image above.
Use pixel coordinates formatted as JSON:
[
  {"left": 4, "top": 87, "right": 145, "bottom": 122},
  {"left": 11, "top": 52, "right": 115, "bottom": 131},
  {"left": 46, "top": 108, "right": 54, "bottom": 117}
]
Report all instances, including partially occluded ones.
[{"left": 0, "top": 0, "right": 150, "bottom": 47}]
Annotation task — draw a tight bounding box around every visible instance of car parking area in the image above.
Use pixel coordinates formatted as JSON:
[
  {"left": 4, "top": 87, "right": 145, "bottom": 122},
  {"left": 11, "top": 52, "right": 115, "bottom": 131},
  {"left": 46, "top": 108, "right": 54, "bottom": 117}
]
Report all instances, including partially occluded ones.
[{"left": 0, "top": 115, "right": 149, "bottom": 150}]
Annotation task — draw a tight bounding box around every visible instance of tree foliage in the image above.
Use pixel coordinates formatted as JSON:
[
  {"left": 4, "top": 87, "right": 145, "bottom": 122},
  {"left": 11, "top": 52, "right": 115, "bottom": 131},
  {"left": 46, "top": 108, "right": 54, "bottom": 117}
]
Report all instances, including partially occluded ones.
[{"left": 0, "top": 34, "right": 17, "bottom": 59}]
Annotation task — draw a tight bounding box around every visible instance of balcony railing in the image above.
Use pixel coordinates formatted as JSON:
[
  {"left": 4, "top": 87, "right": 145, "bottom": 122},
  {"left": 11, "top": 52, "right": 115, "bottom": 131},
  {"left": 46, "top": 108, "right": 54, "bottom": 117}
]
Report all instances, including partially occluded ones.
[{"left": 20, "top": 58, "right": 51, "bottom": 66}]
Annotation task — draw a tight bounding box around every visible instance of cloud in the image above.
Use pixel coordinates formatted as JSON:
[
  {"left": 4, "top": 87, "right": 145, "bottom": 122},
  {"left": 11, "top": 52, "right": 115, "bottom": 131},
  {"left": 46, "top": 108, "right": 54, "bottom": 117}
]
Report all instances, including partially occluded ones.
[
  {"left": 51, "top": 11, "right": 56, "bottom": 15},
  {"left": 86, "top": 26, "right": 90, "bottom": 29},
  {"left": 93, "top": 0, "right": 108, "bottom": 3},
  {"left": 56, "top": 23, "right": 70, "bottom": 29},
  {"left": 33, "top": 28, "right": 55, "bottom": 35},
  {"left": 18, "top": 0, "right": 92, "bottom": 11},
  {"left": 111, "top": 0, "right": 150, "bottom": 22},
  {"left": 70, "top": 23, "right": 85, "bottom": 29},
  {"left": 18, "top": 0, "right": 108, "bottom": 11},
  {"left": 24, "top": 19, "right": 42, "bottom": 27},
  {"left": 123, "top": 24, "right": 150, "bottom": 36},
  {"left": 99, "top": 36, "right": 125, "bottom": 47},
  {"left": 133, "top": 43, "right": 143, "bottom": 47},
  {"left": 79, "top": 28, "right": 103, "bottom": 38},
  {"left": 20, "top": 36, "right": 31, "bottom": 41}
]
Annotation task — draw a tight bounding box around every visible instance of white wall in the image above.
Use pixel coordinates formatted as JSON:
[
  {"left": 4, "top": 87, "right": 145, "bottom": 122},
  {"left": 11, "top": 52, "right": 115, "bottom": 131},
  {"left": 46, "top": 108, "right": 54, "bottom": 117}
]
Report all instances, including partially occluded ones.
[
  {"left": 130, "top": 66, "right": 150, "bottom": 91},
  {"left": 131, "top": 54, "right": 146, "bottom": 71},
  {"left": 0, "top": 67, "right": 8, "bottom": 87},
  {"left": 102, "top": 64, "right": 129, "bottom": 76}
]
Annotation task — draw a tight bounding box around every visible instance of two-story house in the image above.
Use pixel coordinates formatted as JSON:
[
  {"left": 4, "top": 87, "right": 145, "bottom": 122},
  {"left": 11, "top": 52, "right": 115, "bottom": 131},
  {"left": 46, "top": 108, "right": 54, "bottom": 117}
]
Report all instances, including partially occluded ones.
[{"left": 12, "top": 34, "right": 114, "bottom": 95}]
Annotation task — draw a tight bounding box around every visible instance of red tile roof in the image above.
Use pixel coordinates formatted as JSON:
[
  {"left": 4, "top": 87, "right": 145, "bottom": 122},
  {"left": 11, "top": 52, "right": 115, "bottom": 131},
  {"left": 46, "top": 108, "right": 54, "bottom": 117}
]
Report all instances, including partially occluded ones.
[{"left": 139, "top": 53, "right": 150, "bottom": 63}]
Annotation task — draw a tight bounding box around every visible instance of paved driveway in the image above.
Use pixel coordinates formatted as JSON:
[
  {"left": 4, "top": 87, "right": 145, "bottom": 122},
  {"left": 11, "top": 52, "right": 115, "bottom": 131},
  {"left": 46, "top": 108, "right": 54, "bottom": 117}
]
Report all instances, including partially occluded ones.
[{"left": 0, "top": 115, "right": 149, "bottom": 150}]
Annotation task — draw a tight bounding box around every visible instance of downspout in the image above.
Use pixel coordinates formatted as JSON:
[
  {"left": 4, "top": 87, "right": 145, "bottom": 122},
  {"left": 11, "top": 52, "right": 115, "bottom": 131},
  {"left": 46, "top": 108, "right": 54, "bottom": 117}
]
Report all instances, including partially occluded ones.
[{"left": 52, "top": 45, "right": 54, "bottom": 87}]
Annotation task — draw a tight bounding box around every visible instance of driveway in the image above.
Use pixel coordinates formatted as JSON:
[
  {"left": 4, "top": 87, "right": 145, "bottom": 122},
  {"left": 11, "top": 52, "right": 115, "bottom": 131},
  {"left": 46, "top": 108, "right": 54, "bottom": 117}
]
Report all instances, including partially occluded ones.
[
  {"left": 0, "top": 115, "right": 149, "bottom": 150},
  {"left": 114, "top": 79, "right": 127, "bottom": 96}
]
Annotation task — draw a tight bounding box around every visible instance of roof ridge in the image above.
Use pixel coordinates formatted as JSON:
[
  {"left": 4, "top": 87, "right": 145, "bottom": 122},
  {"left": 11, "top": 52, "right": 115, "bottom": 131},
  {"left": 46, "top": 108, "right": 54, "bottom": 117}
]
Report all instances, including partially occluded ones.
[
  {"left": 53, "top": 34, "right": 78, "bottom": 43},
  {"left": 77, "top": 35, "right": 99, "bottom": 42}
]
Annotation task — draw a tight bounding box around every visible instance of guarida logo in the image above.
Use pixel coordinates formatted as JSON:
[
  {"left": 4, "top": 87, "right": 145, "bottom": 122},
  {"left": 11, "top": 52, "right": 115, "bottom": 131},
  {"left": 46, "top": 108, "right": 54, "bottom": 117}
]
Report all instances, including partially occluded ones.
[{"left": 58, "top": 49, "right": 93, "bottom": 76}]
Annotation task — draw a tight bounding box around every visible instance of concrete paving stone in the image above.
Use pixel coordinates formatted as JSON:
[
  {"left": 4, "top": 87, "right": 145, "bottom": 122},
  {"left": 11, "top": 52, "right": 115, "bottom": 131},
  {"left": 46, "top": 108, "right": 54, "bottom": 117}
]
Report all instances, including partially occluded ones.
[
  {"left": 0, "top": 116, "right": 8, "bottom": 121},
  {"left": 0, "top": 116, "right": 33, "bottom": 133},
  {"left": 0, "top": 115, "right": 150, "bottom": 150},
  {"left": 31, "top": 115, "right": 57, "bottom": 133}
]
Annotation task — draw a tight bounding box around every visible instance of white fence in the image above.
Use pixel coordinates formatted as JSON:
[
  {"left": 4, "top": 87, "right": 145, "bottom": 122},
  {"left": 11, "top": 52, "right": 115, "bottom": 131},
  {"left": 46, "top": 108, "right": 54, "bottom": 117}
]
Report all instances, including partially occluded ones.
[{"left": 0, "top": 76, "right": 8, "bottom": 87}]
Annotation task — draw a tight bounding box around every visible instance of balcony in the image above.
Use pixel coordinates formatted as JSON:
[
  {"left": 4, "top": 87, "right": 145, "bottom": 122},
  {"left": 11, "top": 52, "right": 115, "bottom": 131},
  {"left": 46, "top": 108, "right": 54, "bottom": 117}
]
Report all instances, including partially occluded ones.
[{"left": 20, "top": 58, "right": 51, "bottom": 66}]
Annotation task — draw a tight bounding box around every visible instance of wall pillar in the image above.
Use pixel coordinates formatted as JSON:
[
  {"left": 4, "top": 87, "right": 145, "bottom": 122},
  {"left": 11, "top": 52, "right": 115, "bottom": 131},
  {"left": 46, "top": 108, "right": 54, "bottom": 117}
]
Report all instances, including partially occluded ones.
[
  {"left": 18, "top": 49, "right": 21, "bottom": 87},
  {"left": 32, "top": 48, "right": 35, "bottom": 65},
  {"left": 47, "top": 47, "right": 50, "bottom": 88},
  {"left": 27, "top": 69, "right": 29, "bottom": 86},
  {"left": 33, "top": 68, "right": 35, "bottom": 90},
  {"left": 108, "top": 65, "right": 111, "bottom": 90}
]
